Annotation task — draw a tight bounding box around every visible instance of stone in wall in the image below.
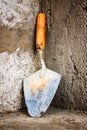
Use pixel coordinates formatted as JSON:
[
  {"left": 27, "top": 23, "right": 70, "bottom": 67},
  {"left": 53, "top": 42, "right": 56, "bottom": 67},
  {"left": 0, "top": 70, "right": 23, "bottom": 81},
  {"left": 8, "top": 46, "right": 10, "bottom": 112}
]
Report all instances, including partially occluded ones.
[{"left": 0, "top": 0, "right": 40, "bottom": 113}]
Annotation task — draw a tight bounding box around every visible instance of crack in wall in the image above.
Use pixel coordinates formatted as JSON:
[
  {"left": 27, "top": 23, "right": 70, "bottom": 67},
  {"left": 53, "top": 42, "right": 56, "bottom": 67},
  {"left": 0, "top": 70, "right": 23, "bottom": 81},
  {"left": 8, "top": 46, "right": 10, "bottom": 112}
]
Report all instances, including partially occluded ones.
[{"left": 70, "top": 55, "right": 78, "bottom": 76}]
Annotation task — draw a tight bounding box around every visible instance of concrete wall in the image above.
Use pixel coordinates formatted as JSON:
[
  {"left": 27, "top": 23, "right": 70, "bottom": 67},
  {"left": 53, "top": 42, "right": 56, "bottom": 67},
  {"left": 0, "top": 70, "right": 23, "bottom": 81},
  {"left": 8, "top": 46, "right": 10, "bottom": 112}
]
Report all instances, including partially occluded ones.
[
  {"left": 40, "top": 0, "right": 87, "bottom": 111},
  {"left": 0, "top": 0, "right": 40, "bottom": 113},
  {"left": 0, "top": 0, "right": 87, "bottom": 113}
]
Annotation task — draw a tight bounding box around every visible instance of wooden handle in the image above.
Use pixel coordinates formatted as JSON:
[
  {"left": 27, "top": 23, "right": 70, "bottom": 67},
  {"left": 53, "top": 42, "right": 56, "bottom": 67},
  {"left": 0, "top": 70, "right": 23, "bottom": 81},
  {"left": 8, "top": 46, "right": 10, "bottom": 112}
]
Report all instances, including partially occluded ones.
[{"left": 36, "top": 13, "right": 46, "bottom": 50}]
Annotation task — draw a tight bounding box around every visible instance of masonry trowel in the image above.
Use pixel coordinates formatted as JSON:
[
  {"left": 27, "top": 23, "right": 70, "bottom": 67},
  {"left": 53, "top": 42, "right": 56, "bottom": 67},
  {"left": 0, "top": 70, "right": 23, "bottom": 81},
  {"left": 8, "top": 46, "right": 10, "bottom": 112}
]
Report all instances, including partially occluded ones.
[{"left": 24, "top": 13, "right": 61, "bottom": 117}]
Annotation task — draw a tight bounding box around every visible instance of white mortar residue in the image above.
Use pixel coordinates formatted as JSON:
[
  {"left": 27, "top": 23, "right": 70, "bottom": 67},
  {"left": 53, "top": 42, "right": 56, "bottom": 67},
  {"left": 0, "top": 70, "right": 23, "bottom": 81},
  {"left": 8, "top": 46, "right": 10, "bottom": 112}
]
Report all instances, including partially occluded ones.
[
  {"left": 0, "top": 48, "right": 39, "bottom": 112},
  {"left": 0, "top": 0, "right": 39, "bottom": 28}
]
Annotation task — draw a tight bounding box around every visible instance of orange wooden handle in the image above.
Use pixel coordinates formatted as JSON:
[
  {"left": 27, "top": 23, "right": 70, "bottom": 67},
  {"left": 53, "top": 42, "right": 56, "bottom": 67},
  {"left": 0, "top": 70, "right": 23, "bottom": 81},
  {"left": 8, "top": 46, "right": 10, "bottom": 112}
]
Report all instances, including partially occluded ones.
[{"left": 36, "top": 13, "right": 46, "bottom": 50}]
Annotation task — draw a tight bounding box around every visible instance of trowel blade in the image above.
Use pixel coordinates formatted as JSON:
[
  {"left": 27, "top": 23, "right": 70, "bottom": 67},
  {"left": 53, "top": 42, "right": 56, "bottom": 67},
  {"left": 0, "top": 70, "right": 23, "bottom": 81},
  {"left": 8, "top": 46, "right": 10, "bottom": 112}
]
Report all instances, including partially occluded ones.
[{"left": 24, "top": 68, "right": 61, "bottom": 117}]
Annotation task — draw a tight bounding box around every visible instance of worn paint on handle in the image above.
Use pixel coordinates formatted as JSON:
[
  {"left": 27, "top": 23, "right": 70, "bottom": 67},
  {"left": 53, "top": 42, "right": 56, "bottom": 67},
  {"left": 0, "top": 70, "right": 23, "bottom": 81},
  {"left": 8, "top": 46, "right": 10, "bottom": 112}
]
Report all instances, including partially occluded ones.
[{"left": 36, "top": 13, "right": 46, "bottom": 50}]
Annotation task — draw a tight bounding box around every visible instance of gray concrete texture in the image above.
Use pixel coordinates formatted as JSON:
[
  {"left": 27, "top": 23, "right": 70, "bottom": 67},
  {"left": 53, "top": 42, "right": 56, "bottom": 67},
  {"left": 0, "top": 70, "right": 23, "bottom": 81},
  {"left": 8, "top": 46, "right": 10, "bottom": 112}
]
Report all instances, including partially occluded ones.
[
  {"left": 0, "top": 0, "right": 87, "bottom": 113},
  {"left": 0, "top": 0, "right": 40, "bottom": 113},
  {"left": 40, "top": 0, "right": 87, "bottom": 111},
  {"left": 0, "top": 107, "right": 87, "bottom": 130}
]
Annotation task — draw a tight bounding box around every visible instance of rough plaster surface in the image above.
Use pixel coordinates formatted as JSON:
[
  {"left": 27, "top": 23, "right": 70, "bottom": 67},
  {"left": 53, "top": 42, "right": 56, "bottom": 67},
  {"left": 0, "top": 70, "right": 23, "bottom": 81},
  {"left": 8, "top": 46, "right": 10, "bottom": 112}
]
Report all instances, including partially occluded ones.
[
  {"left": 40, "top": 0, "right": 87, "bottom": 111},
  {"left": 0, "top": 0, "right": 39, "bottom": 29},
  {"left": 0, "top": 49, "right": 40, "bottom": 113},
  {"left": 0, "top": 0, "right": 40, "bottom": 113}
]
